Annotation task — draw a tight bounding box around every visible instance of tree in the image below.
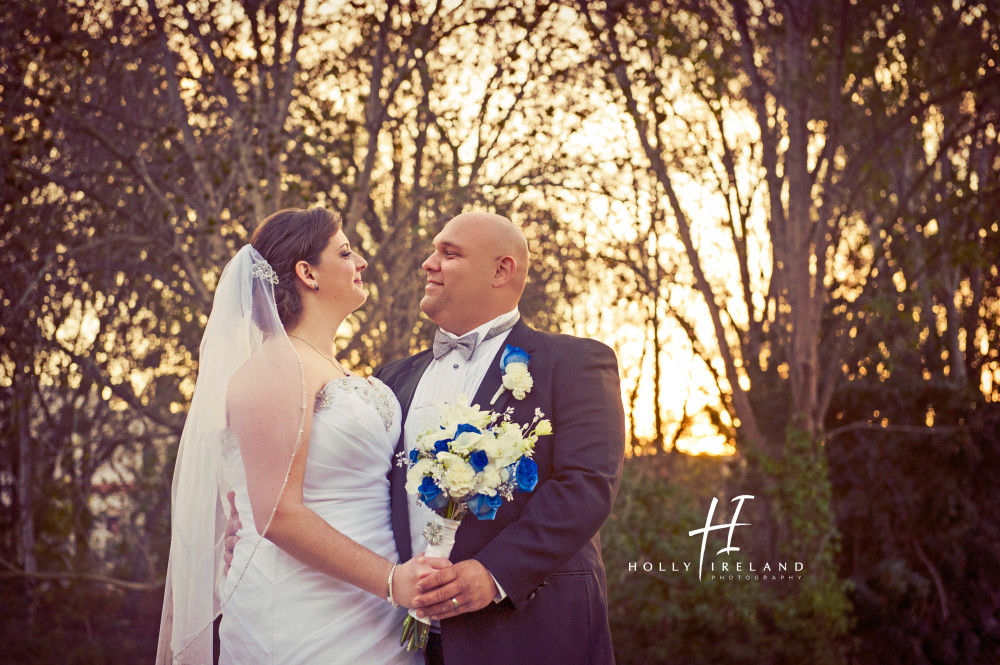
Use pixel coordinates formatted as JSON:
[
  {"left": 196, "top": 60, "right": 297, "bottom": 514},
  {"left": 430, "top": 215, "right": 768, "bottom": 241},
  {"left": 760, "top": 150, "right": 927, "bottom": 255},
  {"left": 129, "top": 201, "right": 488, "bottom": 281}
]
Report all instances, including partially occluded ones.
[
  {"left": 822, "top": 7, "right": 1000, "bottom": 657},
  {"left": 1, "top": 1, "right": 605, "bottom": 658},
  {"left": 574, "top": 0, "right": 998, "bottom": 660},
  {"left": 284, "top": 0, "right": 604, "bottom": 365},
  {"left": 577, "top": 0, "right": 998, "bottom": 441}
]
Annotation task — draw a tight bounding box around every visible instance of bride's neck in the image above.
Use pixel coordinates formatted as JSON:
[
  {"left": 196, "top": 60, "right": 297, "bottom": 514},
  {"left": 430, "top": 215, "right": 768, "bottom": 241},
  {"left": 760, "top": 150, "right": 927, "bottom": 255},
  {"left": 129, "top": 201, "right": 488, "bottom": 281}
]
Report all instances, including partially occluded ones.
[{"left": 286, "top": 315, "right": 344, "bottom": 352}]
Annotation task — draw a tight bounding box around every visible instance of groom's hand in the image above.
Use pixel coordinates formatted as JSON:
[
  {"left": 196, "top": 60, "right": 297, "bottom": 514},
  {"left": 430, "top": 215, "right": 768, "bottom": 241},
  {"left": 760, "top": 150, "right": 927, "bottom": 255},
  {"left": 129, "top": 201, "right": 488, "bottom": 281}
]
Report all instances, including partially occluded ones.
[
  {"left": 223, "top": 491, "right": 241, "bottom": 575},
  {"left": 412, "top": 559, "right": 498, "bottom": 620}
]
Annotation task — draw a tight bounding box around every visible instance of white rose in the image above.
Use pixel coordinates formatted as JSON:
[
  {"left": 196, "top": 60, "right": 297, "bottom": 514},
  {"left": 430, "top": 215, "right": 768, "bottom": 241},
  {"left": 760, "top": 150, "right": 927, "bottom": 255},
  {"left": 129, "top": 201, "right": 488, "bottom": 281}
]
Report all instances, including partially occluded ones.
[
  {"left": 498, "top": 420, "right": 522, "bottom": 435},
  {"left": 481, "top": 430, "right": 512, "bottom": 459},
  {"left": 501, "top": 363, "right": 533, "bottom": 399},
  {"left": 405, "top": 459, "right": 433, "bottom": 494},
  {"left": 535, "top": 419, "right": 552, "bottom": 436}
]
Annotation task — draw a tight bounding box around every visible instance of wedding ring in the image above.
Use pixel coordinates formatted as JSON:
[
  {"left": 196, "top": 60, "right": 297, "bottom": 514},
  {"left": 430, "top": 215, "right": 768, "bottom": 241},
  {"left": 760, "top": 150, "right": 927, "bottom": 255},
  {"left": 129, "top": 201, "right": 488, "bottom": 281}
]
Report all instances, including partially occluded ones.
[{"left": 450, "top": 597, "right": 459, "bottom": 610}]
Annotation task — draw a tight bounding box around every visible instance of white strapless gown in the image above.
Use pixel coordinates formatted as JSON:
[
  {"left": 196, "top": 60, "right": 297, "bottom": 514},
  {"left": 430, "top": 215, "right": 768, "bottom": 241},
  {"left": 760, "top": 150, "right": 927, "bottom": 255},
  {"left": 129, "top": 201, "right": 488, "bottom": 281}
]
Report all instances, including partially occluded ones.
[{"left": 218, "top": 376, "right": 419, "bottom": 665}]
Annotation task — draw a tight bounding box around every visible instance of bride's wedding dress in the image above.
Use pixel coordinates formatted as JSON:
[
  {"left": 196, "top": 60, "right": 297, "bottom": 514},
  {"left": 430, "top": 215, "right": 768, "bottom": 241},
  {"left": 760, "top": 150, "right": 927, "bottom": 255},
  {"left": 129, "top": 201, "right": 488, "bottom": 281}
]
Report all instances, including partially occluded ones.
[{"left": 218, "top": 375, "right": 418, "bottom": 665}]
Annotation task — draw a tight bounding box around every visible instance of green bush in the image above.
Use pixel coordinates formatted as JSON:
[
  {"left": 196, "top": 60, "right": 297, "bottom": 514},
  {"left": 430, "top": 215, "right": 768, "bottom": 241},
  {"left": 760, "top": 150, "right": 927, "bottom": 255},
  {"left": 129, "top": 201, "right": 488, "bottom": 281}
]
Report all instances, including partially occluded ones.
[{"left": 604, "top": 445, "right": 851, "bottom": 665}]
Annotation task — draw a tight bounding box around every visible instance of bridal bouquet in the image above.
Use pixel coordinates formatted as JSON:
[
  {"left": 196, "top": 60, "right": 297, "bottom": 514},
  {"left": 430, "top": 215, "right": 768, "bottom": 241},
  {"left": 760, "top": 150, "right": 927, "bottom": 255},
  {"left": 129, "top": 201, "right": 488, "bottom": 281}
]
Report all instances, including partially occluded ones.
[{"left": 397, "top": 394, "right": 550, "bottom": 651}]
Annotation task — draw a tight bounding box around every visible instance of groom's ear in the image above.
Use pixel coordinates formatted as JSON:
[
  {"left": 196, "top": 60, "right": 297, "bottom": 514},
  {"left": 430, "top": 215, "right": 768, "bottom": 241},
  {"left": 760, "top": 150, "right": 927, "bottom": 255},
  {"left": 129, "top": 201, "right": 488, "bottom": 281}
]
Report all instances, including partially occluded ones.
[{"left": 492, "top": 255, "right": 516, "bottom": 287}]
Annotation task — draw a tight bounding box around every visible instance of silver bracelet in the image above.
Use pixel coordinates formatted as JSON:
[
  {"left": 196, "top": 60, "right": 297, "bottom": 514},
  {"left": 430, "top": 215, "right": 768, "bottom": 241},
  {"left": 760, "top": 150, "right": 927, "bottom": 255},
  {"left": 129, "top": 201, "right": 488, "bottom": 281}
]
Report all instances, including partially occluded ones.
[{"left": 387, "top": 563, "right": 399, "bottom": 608}]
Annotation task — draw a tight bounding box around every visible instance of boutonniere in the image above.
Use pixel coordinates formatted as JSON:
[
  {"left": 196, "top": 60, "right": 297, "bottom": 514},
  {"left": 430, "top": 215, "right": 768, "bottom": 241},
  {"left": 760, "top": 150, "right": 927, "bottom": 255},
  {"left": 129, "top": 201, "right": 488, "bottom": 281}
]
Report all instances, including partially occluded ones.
[{"left": 490, "top": 344, "right": 533, "bottom": 404}]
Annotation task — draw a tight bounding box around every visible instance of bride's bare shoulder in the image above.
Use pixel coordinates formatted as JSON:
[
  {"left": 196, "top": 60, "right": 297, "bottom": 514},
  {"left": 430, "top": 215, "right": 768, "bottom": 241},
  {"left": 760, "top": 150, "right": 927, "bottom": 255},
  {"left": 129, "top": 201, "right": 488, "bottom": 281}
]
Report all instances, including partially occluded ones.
[{"left": 226, "top": 339, "right": 301, "bottom": 409}]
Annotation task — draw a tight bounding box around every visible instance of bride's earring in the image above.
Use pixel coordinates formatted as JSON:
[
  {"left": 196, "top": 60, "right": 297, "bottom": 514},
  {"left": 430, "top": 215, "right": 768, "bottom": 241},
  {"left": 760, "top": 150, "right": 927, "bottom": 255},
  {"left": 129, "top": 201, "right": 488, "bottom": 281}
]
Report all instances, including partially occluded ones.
[{"left": 311, "top": 282, "right": 319, "bottom": 291}]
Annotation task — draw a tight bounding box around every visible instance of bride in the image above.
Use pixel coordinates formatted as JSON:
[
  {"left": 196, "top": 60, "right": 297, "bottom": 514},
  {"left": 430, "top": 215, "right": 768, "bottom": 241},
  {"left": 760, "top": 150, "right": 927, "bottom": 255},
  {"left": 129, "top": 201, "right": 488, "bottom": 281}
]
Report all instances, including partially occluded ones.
[{"left": 156, "top": 208, "right": 444, "bottom": 664}]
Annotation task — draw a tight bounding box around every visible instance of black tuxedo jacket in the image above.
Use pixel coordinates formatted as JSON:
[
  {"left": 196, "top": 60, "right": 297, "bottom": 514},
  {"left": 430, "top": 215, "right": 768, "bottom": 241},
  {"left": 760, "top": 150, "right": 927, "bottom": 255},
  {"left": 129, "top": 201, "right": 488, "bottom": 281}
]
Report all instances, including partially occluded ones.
[{"left": 375, "top": 320, "right": 625, "bottom": 665}]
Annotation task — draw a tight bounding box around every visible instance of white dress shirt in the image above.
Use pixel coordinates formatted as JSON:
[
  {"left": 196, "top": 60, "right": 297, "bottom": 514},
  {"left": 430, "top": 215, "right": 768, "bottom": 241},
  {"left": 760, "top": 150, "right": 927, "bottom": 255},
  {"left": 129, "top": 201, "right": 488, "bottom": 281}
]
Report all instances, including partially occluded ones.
[{"left": 405, "top": 308, "right": 520, "bottom": 603}]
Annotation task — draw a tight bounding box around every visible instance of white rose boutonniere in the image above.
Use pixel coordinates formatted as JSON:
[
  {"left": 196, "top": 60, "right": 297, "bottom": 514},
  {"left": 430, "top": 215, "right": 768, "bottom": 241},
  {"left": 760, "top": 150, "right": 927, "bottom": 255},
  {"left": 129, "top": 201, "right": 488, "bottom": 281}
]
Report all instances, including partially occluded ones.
[{"left": 490, "top": 344, "right": 533, "bottom": 404}]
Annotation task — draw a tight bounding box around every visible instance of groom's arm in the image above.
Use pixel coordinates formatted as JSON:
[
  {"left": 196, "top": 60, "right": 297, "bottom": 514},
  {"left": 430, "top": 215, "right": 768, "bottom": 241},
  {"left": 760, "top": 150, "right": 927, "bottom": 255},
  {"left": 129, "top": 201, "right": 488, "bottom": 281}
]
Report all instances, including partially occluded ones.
[
  {"left": 476, "top": 340, "right": 626, "bottom": 608},
  {"left": 414, "top": 338, "right": 626, "bottom": 617}
]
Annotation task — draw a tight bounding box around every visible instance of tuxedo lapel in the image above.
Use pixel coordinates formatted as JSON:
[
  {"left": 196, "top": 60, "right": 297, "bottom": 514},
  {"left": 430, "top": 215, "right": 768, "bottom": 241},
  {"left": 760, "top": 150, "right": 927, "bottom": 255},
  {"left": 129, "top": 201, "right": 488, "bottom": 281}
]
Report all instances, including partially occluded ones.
[
  {"left": 387, "top": 350, "right": 433, "bottom": 563},
  {"left": 393, "top": 351, "right": 434, "bottom": 439},
  {"left": 471, "top": 320, "right": 536, "bottom": 411}
]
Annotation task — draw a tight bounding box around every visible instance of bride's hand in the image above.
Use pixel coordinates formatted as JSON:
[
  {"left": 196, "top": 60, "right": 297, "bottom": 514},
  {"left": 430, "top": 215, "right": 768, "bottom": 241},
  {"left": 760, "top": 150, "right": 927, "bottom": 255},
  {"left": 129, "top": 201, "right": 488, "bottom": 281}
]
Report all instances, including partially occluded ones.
[{"left": 392, "top": 555, "right": 451, "bottom": 608}]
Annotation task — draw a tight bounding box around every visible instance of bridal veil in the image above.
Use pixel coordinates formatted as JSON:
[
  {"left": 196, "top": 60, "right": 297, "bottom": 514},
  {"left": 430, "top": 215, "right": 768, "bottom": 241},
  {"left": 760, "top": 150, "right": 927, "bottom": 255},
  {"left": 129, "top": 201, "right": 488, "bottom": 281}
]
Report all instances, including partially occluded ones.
[{"left": 156, "top": 245, "right": 307, "bottom": 664}]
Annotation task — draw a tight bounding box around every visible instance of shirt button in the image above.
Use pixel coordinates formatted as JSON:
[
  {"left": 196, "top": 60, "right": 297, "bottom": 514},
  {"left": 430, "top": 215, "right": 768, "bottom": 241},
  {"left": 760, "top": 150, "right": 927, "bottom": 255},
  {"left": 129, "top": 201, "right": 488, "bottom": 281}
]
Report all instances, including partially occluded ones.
[{"left": 453, "top": 364, "right": 460, "bottom": 369}]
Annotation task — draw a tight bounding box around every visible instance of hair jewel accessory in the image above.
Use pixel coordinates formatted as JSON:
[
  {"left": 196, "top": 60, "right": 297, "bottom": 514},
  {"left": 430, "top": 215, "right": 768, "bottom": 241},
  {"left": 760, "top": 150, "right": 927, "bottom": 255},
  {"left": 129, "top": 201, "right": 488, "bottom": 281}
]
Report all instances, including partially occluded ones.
[{"left": 251, "top": 262, "right": 279, "bottom": 285}]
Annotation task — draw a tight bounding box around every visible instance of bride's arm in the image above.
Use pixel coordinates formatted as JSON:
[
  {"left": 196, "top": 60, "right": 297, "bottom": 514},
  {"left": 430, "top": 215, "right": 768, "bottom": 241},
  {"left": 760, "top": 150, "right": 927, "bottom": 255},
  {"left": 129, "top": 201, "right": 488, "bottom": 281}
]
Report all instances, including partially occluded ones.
[
  {"left": 228, "top": 355, "right": 445, "bottom": 606},
  {"left": 259, "top": 428, "right": 439, "bottom": 605}
]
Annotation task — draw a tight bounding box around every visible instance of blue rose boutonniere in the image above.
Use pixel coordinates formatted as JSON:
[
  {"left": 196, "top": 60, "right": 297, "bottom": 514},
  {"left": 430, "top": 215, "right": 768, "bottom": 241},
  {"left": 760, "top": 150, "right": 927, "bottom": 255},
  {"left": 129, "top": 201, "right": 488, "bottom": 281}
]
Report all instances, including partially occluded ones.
[{"left": 491, "top": 344, "right": 533, "bottom": 404}]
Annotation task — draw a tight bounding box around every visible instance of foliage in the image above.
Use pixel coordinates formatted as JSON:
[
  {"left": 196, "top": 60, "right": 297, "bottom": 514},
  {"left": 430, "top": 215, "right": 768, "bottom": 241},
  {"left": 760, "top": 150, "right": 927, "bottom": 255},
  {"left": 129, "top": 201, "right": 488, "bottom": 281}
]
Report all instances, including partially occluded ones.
[
  {"left": 0, "top": 0, "right": 996, "bottom": 661},
  {"left": 819, "top": 23, "right": 1000, "bottom": 652},
  {"left": 1, "top": 0, "right": 598, "bottom": 657},
  {"left": 827, "top": 398, "right": 1000, "bottom": 665},
  {"left": 825, "top": 251, "right": 1000, "bottom": 664},
  {"left": 0, "top": 580, "right": 161, "bottom": 664},
  {"left": 582, "top": 3, "right": 998, "bottom": 660},
  {"left": 604, "top": 450, "right": 849, "bottom": 665}
]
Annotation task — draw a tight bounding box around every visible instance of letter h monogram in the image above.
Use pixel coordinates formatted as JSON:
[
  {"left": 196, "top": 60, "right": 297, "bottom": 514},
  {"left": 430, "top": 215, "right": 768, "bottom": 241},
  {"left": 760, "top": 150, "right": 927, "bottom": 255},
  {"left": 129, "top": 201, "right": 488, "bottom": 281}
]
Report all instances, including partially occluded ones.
[{"left": 688, "top": 495, "right": 754, "bottom": 580}]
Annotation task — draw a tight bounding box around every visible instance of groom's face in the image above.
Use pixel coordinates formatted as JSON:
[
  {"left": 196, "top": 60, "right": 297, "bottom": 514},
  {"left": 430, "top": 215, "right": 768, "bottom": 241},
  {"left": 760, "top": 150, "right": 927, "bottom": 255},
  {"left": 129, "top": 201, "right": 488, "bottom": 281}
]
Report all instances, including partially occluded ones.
[{"left": 420, "top": 216, "right": 497, "bottom": 335}]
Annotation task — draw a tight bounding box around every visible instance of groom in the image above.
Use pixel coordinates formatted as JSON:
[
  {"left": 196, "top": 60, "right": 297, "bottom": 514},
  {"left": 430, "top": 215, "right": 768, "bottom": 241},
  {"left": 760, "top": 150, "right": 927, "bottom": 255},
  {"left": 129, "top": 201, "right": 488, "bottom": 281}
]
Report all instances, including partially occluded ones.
[{"left": 375, "top": 212, "right": 625, "bottom": 665}]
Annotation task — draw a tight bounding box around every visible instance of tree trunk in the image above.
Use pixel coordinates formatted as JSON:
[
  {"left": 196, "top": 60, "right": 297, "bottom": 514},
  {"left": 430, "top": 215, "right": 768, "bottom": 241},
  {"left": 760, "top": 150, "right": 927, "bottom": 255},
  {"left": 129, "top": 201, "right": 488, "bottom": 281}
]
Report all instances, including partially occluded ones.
[
  {"left": 782, "top": 3, "right": 822, "bottom": 437},
  {"left": 16, "top": 378, "right": 37, "bottom": 626}
]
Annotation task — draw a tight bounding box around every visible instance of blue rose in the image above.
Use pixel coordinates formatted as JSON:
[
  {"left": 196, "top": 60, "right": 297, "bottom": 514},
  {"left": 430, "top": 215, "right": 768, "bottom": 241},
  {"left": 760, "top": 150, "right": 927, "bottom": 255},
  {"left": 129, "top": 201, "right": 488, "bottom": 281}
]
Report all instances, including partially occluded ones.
[
  {"left": 434, "top": 439, "right": 452, "bottom": 454},
  {"left": 468, "top": 493, "right": 504, "bottom": 520},
  {"left": 409, "top": 449, "right": 420, "bottom": 464},
  {"left": 470, "top": 449, "right": 489, "bottom": 472},
  {"left": 515, "top": 456, "right": 538, "bottom": 492},
  {"left": 455, "top": 423, "right": 481, "bottom": 436},
  {"left": 417, "top": 476, "right": 449, "bottom": 511},
  {"left": 501, "top": 344, "right": 531, "bottom": 369}
]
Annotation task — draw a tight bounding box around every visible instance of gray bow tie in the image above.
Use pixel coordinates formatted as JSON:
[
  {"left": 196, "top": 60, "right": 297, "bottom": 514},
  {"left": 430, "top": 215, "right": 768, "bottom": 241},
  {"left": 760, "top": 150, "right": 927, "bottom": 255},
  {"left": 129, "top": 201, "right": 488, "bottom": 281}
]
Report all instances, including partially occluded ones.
[
  {"left": 433, "top": 329, "right": 478, "bottom": 360},
  {"left": 432, "top": 314, "right": 520, "bottom": 362}
]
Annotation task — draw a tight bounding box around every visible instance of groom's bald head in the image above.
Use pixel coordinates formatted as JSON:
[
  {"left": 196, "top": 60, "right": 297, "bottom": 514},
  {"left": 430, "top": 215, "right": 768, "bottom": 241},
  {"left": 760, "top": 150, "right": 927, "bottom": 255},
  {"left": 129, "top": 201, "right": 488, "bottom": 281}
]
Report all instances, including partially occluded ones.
[
  {"left": 420, "top": 212, "right": 530, "bottom": 335},
  {"left": 456, "top": 211, "right": 529, "bottom": 285}
]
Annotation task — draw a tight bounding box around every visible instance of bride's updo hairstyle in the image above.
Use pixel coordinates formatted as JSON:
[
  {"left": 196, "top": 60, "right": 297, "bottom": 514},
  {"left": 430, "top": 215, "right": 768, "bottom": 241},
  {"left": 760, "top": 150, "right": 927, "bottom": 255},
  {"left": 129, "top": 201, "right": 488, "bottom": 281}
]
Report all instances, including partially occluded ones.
[{"left": 250, "top": 207, "right": 342, "bottom": 330}]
